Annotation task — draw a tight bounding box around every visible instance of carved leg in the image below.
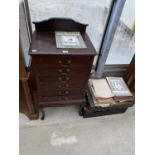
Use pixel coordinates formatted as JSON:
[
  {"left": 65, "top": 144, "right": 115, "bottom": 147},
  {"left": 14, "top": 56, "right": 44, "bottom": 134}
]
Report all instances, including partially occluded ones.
[
  {"left": 79, "top": 106, "right": 84, "bottom": 116},
  {"left": 79, "top": 100, "right": 86, "bottom": 116},
  {"left": 79, "top": 92, "right": 89, "bottom": 116},
  {"left": 39, "top": 107, "right": 45, "bottom": 120}
]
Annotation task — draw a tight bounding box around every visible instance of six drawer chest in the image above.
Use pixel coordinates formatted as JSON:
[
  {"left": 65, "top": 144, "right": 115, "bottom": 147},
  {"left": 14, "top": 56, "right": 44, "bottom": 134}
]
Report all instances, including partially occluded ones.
[{"left": 29, "top": 18, "right": 97, "bottom": 118}]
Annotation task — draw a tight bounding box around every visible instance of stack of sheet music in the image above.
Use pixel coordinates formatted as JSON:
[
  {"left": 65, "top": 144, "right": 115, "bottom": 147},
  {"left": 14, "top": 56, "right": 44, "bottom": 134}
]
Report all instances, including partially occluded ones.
[
  {"left": 88, "top": 77, "right": 134, "bottom": 107},
  {"left": 88, "top": 79, "right": 115, "bottom": 107}
]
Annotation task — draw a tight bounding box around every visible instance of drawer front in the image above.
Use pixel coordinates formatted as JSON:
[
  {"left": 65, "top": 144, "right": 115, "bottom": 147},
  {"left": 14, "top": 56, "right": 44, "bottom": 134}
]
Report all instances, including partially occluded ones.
[
  {"left": 31, "top": 55, "right": 94, "bottom": 104},
  {"left": 38, "top": 82, "right": 85, "bottom": 91},
  {"left": 37, "top": 80, "right": 86, "bottom": 89},
  {"left": 39, "top": 88, "right": 84, "bottom": 97},
  {"left": 34, "top": 55, "right": 93, "bottom": 68},
  {"left": 35, "top": 67, "right": 91, "bottom": 77},
  {"left": 36, "top": 73, "right": 87, "bottom": 100},
  {"left": 39, "top": 94, "right": 84, "bottom": 102},
  {"left": 37, "top": 78, "right": 86, "bottom": 97},
  {"left": 37, "top": 74, "right": 88, "bottom": 83}
]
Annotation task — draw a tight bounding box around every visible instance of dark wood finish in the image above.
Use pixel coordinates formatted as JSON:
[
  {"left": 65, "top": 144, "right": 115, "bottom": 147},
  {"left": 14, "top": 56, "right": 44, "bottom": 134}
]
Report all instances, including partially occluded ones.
[
  {"left": 29, "top": 18, "right": 96, "bottom": 110},
  {"left": 123, "top": 55, "right": 135, "bottom": 94},
  {"left": 83, "top": 106, "right": 128, "bottom": 118},
  {"left": 19, "top": 81, "right": 30, "bottom": 118},
  {"left": 19, "top": 37, "right": 38, "bottom": 120},
  {"left": 19, "top": 41, "right": 27, "bottom": 79},
  {"left": 29, "top": 32, "right": 96, "bottom": 56},
  {"left": 82, "top": 88, "right": 134, "bottom": 118},
  {"left": 82, "top": 55, "right": 135, "bottom": 118},
  {"left": 33, "top": 18, "right": 88, "bottom": 32},
  {"left": 19, "top": 80, "right": 38, "bottom": 120}
]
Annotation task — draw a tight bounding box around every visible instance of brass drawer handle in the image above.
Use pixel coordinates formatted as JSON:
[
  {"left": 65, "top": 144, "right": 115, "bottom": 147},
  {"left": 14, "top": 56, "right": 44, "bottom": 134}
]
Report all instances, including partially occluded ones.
[
  {"left": 67, "top": 60, "right": 71, "bottom": 64},
  {"left": 58, "top": 91, "right": 69, "bottom": 95},
  {"left": 58, "top": 85, "right": 62, "bottom": 88},
  {"left": 58, "top": 69, "right": 62, "bottom": 73},
  {"left": 59, "top": 77, "right": 70, "bottom": 81},
  {"left": 58, "top": 60, "right": 71, "bottom": 64},
  {"left": 65, "top": 91, "right": 69, "bottom": 94},
  {"left": 58, "top": 69, "right": 71, "bottom": 74},
  {"left": 58, "top": 91, "right": 62, "bottom": 95},
  {"left": 58, "top": 77, "right": 62, "bottom": 81},
  {"left": 66, "top": 77, "right": 70, "bottom": 80},
  {"left": 66, "top": 84, "right": 69, "bottom": 88},
  {"left": 58, "top": 60, "right": 62, "bottom": 64},
  {"left": 67, "top": 69, "right": 71, "bottom": 73}
]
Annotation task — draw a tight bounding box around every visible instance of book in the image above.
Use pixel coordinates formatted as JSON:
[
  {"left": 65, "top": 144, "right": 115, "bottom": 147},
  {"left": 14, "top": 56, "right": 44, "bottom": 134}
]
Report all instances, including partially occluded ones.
[
  {"left": 106, "top": 77, "right": 134, "bottom": 102},
  {"left": 88, "top": 79, "right": 115, "bottom": 107},
  {"left": 55, "top": 31, "right": 87, "bottom": 48},
  {"left": 89, "top": 79, "right": 114, "bottom": 99},
  {"left": 114, "top": 96, "right": 134, "bottom": 102}
]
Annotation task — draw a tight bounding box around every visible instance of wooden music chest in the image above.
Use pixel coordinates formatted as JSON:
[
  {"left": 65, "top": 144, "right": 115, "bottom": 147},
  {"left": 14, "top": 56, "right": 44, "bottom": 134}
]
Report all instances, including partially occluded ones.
[{"left": 29, "top": 18, "right": 96, "bottom": 115}]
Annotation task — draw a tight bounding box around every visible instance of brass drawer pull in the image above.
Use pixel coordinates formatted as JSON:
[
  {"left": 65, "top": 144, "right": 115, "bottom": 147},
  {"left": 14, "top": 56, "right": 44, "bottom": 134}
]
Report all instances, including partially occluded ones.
[
  {"left": 67, "top": 69, "right": 71, "bottom": 73},
  {"left": 58, "top": 69, "right": 62, "bottom": 73},
  {"left": 66, "top": 77, "right": 70, "bottom": 80},
  {"left": 58, "top": 69, "right": 71, "bottom": 74},
  {"left": 58, "top": 91, "right": 69, "bottom": 95},
  {"left": 58, "top": 77, "right": 62, "bottom": 81},
  {"left": 58, "top": 60, "right": 71, "bottom": 64},
  {"left": 59, "top": 77, "right": 70, "bottom": 81},
  {"left": 58, "top": 90, "right": 69, "bottom": 95},
  {"left": 65, "top": 91, "right": 69, "bottom": 94},
  {"left": 58, "top": 91, "right": 62, "bottom": 95},
  {"left": 58, "top": 85, "right": 62, "bottom": 88},
  {"left": 58, "top": 60, "right": 62, "bottom": 64},
  {"left": 67, "top": 60, "right": 71, "bottom": 64},
  {"left": 66, "top": 84, "right": 69, "bottom": 88}
]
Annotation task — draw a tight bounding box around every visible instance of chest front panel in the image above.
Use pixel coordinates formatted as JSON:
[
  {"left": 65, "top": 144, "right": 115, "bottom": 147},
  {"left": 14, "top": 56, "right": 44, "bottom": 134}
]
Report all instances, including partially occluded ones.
[{"left": 31, "top": 55, "right": 94, "bottom": 106}]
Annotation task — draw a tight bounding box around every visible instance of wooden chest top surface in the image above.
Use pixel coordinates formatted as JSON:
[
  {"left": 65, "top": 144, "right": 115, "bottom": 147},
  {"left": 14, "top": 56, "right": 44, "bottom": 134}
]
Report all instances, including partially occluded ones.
[{"left": 29, "top": 32, "right": 96, "bottom": 56}]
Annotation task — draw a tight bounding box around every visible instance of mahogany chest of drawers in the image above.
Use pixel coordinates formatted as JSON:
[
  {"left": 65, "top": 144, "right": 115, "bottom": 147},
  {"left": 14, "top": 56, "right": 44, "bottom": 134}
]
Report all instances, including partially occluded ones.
[{"left": 29, "top": 18, "right": 96, "bottom": 110}]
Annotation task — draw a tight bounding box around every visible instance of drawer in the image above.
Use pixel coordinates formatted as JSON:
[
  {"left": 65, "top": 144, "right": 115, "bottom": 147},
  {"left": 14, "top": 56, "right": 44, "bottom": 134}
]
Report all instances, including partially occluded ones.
[
  {"left": 37, "top": 80, "right": 86, "bottom": 88},
  {"left": 38, "top": 81, "right": 85, "bottom": 90},
  {"left": 35, "top": 67, "right": 90, "bottom": 77},
  {"left": 39, "top": 88, "right": 84, "bottom": 97},
  {"left": 37, "top": 74, "right": 88, "bottom": 84},
  {"left": 34, "top": 55, "right": 93, "bottom": 68},
  {"left": 39, "top": 94, "right": 84, "bottom": 102}
]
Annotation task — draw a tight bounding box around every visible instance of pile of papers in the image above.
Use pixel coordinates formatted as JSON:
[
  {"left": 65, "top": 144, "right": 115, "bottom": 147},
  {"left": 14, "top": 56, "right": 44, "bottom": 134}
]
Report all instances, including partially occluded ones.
[
  {"left": 88, "top": 77, "right": 134, "bottom": 107},
  {"left": 88, "top": 79, "right": 115, "bottom": 107}
]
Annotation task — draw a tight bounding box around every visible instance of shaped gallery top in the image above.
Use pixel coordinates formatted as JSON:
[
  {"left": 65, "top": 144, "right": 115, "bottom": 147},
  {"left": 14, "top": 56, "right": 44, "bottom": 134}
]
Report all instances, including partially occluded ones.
[{"left": 29, "top": 18, "right": 97, "bottom": 56}]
